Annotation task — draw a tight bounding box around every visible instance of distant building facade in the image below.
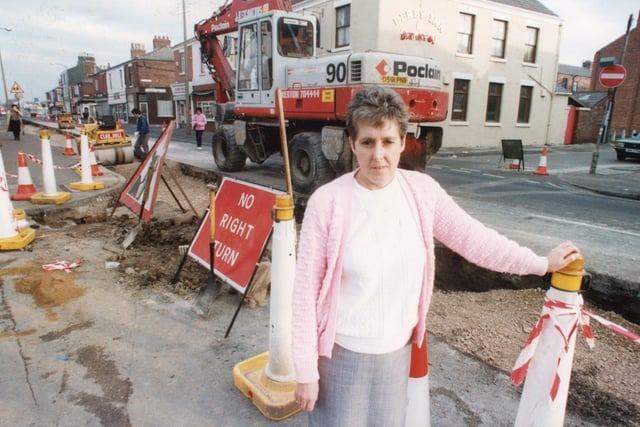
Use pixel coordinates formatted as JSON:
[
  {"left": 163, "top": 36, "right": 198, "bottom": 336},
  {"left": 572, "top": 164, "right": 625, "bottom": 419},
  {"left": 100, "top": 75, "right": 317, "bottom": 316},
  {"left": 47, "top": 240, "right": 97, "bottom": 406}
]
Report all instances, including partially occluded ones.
[
  {"left": 293, "top": 0, "right": 569, "bottom": 148},
  {"left": 556, "top": 62, "right": 591, "bottom": 92},
  {"left": 590, "top": 11, "right": 640, "bottom": 136}
]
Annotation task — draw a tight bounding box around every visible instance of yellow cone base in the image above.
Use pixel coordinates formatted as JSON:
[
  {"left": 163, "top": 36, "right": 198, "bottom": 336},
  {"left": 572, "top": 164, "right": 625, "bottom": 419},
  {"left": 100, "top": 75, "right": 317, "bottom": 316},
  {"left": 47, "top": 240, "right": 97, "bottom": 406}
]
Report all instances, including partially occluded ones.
[
  {"left": 0, "top": 227, "right": 36, "bottom": 251},
  {"left": 13, "top": 208, "right": 27, "bottom": 221},
  {"left": 233, "top": 352, "right": 300, "bottom": 421},
  {"left": 30, "top": 192, "right": 72, "bottom": 205},
  {"left": 74, "top": 168, "right": 82, "bottom": 177},
  {"left": 70, "top": 180, "right": 105, "bottom": 191}
]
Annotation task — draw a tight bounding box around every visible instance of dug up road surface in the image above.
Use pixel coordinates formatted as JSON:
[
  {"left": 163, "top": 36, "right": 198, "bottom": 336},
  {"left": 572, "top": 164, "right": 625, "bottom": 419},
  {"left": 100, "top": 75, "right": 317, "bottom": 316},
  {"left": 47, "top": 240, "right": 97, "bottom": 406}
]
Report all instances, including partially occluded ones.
[{"left": 0, "top": 161, "right": 638, "bottom": 426}]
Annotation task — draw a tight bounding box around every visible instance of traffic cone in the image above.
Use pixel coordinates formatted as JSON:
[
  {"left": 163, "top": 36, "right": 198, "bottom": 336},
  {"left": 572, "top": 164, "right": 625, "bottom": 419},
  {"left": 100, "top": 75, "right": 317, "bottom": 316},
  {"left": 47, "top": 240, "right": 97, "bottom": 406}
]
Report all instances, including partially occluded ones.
[
  {"left": 30, "top": 130, "right": 71, "bottom": 205},
  {"left": 63, "top": 132, "right": 76, "bottom": 156},
  {"left": 0, "top": 148, "right": 36, "bottom": 251},
  {"left": 406, "top": 337, "right": 430, "bottom": 427},
  {"left": 89, "top": 143, "right": 103, "bottom": 176},
  {"left": 534, "top": 146, "right": 550, "bottom": 176},
  {"left": 513, "top": 258, "right": 588, "bottom": 426},
  {"left": 10, "top": 152, "right": 37, "bottom": 201},
  {"left": 70, "top": 131, "right": 104, "bottom": 191}
]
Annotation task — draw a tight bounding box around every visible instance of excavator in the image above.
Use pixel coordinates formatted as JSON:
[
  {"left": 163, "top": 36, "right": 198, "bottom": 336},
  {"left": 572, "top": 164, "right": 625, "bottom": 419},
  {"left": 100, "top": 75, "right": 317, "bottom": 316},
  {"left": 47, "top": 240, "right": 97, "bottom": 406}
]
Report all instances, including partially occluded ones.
[{"left": 195, "top": 0, "right": 448, "bottom": 193}]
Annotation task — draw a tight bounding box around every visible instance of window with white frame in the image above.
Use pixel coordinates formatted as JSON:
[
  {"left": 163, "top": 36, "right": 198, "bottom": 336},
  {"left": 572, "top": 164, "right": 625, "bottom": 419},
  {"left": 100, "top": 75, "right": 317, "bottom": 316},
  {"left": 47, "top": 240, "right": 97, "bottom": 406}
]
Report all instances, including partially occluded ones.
[
  {"left": 491, "top": 19, "right": 508, "bottom": 59},
  {"left": 485, "top": 82, "right": 503, "bottom": 122},
  {"left": 179, "top": 52, "right": 185, "bottom": 74},
  {"left": 119, "top": 69, "right": 123, "bottom": 86},
  {"left": 108, "top": 73, "right": 113, "bottom": 90},
  {"left": 517, "top": 86, "right": 533, "bottom": 123},
  {"left": 524, "top": 26, "right": 539, "bottom": 63},
  {"left": 157, "top": 100, "right": 173, "bottom": 117},
  {"left": 335, "top": 4, "right": 350, "bottom": 48},
  {"left": 457, "top": 13, "right": 475, "bottom": 54},
  {"left": 197, "top": 101, "right": 216, "bottom": 120},
  {"left": 452, "top": 79, "right": 470, "bottom": 121}
]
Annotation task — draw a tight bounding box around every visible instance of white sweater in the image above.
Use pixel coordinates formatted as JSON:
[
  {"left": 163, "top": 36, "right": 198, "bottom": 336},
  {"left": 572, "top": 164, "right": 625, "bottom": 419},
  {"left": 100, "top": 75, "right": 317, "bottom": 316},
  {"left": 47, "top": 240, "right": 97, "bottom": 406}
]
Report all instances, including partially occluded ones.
[{"left": 335, "top": 177, "right": 426, "bottom": 354}]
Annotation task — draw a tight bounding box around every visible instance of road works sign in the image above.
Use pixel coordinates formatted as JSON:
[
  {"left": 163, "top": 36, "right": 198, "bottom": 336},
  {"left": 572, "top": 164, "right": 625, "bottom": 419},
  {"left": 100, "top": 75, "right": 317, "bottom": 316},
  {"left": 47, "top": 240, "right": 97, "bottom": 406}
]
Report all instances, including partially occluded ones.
[
  {"left": 188, "top": 177, "right": 280, "bottom": 293},
  {"left": 10, "top": 81, "right": 24, "bottom": 98},
  {"left": 599, "top": 64, "right": 626, "bottom": 89}
]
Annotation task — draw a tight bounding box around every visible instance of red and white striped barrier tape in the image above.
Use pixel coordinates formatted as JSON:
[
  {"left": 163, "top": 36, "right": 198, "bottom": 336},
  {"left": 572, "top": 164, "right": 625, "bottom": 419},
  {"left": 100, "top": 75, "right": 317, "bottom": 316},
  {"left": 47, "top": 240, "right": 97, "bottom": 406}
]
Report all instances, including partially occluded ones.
[
  {"left": 24, "top": 153, "right": 81, "bottom": 170},
  {"left": 41, "top": 259, "right": 83, "bottom": 273},
  {"left": 512, "top": 297, "right": 639, "bottom": 400}
]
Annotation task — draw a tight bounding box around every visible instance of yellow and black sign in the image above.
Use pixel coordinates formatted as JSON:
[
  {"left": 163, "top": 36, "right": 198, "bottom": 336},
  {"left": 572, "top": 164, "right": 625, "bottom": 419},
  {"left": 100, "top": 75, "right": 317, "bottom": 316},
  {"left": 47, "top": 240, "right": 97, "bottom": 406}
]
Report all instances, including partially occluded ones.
[
  {"left": 381, "top": 76, "right": 408, "bottom": 85},
  {"left": 322, "top": 89, "right": 335, "bottom": 103}
]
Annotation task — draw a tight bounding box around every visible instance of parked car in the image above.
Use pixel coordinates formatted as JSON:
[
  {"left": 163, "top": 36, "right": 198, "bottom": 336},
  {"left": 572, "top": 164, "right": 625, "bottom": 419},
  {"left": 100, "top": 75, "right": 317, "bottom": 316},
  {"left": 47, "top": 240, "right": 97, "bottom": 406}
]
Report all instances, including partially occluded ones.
[{"left": 612, "top": 133, "right": 640, "bottom": 161}]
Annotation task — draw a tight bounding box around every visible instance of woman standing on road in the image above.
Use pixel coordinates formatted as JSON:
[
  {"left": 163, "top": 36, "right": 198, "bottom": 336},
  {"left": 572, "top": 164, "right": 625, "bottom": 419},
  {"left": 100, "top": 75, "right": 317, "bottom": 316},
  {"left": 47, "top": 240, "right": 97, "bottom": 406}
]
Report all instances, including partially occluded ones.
[
  {"left": 292, "top": 86, "right": 581, "bottom": 426},
  {"left": 7, "top": 104, "right": 22, "bottom": 141},
  {"left": 192, "top": 107, "right": 207, "bottom": 150}
]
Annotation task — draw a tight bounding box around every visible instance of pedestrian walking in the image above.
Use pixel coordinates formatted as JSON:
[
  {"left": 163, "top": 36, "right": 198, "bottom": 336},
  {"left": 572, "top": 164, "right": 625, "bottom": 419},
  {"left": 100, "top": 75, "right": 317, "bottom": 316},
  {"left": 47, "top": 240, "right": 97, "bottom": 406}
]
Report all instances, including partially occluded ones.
[
  {"left": 292, "top": 86, "right": 582, "bottom": 426},
  {"left": 131, "top": 108, "right": 150, "bottom": 160},
  {"left": 192, "top": 107, "right": 207, "bottom": 150},
  {"left": 7, "top": 104, "right": 22, "bottom": 141}
]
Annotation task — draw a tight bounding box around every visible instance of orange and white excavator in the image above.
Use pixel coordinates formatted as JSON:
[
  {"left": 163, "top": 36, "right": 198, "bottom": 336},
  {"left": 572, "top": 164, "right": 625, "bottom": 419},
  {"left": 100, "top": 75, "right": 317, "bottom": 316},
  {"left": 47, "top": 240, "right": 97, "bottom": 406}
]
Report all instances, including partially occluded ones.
[{"left": 195, "top": 0, "right": 448, "bottom": 193}]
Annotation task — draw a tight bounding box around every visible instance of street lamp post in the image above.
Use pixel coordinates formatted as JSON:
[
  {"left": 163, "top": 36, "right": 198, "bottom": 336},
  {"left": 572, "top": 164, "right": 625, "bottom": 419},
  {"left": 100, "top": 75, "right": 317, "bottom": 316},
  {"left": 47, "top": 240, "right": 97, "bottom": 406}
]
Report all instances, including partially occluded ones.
[
  {"left": 51, "top": 62, "right": 70, "bottom": 113},
  {"left": 1, "top": 26, "right": 12, "bottom": 108}
]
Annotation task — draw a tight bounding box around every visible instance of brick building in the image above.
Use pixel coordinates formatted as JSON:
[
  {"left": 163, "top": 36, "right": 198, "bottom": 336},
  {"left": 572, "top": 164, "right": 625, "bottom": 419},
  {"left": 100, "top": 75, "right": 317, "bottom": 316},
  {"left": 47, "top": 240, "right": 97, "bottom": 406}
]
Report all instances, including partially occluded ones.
[
  {"left": 556, "top": 62, "right": 591, "bottom": 92},
  {"left": 590, "top": 11, "right": 640, "bottom": 135},
  {"left": 56, "top": 53, "right": 99, "bottom": 117},
  {"left": 568, "top": 91, "right": 608, "bottom": 143}
]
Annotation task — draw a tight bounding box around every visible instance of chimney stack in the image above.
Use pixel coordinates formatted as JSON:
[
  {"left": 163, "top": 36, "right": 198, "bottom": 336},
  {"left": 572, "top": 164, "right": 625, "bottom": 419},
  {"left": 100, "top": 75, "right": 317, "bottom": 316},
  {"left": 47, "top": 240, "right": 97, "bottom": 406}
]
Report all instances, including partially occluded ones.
[
  {"left": 130, "top": 43, "right": 145, "bottom": 59},
  {"left": 582, "top": 60, "right": 592, "bottom": 69},
  {"left": 153, "top": 35, "right": 171, "bottom": 50}
]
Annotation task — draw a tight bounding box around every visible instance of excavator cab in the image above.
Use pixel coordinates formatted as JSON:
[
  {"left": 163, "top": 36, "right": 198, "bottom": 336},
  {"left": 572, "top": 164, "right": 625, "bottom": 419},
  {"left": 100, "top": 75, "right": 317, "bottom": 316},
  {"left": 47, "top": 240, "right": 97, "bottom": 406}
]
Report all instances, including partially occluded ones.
[{"left": 236, "top": 12, "right": 315, "bottom": 106}]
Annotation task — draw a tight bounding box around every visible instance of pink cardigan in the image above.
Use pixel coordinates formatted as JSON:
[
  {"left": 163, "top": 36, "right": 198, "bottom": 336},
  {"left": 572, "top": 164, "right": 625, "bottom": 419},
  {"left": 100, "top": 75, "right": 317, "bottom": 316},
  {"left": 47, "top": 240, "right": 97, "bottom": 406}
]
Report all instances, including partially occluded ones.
[
  {"left": 192, "top": 113, "right": 207, "bottom": 131},
  {"left": 292, "top": 169, "right": 548, "bottom": 383}
]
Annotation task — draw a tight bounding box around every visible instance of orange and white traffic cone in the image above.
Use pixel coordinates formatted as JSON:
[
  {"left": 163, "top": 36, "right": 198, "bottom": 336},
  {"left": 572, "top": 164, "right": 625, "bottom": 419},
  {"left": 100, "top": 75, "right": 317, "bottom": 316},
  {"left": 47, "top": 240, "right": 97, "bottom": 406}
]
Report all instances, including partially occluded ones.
[
  {"left": 10, "top": 152, "right": 37, "bottom": 201},
  {"left": 30, "top": 130, "right": 71, "bottom": 205},
  {"left": 63, "top": 132, "right": 76, "bottom": 156},
  {"left": 89, "top": 143, "right": 103, "bottom": 176},
  {"left": 405, "top": 337, "right": 430, "bottom": 427},
  {"left": 70, "top": 131, "right": 104, "bottom": 191},
  {"left": 534, "top": 146, "right": 550, "bottom": 176},
  {"left": 0, "top": 148, "right": 35, "bottom": 250}
]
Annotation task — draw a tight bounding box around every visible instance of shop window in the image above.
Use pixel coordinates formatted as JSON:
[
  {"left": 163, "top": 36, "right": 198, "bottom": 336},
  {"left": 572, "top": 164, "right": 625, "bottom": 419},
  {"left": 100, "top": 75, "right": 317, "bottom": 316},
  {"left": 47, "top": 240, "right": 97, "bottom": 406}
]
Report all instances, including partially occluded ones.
[
  {"left": 485, "top": 82, "right": 503, "bottom": 122},
  {"left": 157, "top": 100, "right": 173, "bottom": 117},
  {"left": 197, "top": 101, "right": 216, "bottom": 120},
  {"left": 457, "top": 13, "right": 474, "bottom": 54},
  {"left": 524, "top": 26, "right": 539, "bottom": 63},
  {"left": 238, "top": 23, "right": 259, "bottom": 90},
  {"left": 452, "top": 79, "right": 470, "bottom": 122},
  {"left": 517, "top": 86, "right": 532, "bottom": 123},
  {"left": 335, "top": 4, "right": 350, "bottom": 48},
  {"left": 491, "top": 19, "right": 507, "bottom": 59}
]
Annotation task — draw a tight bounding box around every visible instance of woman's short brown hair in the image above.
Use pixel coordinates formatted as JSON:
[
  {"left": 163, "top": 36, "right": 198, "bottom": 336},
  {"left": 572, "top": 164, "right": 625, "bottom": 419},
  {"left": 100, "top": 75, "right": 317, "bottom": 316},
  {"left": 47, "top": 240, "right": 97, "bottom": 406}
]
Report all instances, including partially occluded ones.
[{"left": 346, "top": 86, "right": 409, "bottom": 140}]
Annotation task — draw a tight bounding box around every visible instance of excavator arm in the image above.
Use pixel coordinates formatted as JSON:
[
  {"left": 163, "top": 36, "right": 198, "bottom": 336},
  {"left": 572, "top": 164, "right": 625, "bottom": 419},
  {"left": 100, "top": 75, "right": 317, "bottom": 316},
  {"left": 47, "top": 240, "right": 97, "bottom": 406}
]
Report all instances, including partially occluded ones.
[{"left": 194, "top": 0, "right": 292, "bottom": 103}]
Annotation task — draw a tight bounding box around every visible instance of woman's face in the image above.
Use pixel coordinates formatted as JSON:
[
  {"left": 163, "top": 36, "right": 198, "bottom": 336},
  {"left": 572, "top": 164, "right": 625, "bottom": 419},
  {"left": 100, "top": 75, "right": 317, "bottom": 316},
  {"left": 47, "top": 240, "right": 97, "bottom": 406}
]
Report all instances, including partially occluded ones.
[{"left": 350, "top": 119, "right": 405, "bottom": 190}]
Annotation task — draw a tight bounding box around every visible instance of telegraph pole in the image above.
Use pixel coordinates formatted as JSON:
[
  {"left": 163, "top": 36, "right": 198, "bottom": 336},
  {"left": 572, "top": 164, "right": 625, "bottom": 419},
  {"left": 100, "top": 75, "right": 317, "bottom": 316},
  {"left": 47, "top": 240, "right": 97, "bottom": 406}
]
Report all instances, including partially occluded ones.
[
  {"left": 182, "top": 0, "right": 192, "bottom": 135},
  {"left": 590, "top": 14, "right": 633, "bottom": 174}
]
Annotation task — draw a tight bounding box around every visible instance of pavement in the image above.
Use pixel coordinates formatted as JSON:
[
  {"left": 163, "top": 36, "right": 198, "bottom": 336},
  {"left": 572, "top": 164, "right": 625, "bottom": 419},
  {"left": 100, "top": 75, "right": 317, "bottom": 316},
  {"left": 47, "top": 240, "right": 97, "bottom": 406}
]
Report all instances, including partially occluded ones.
[
  {"left": 1, "top": 119, "right": 125, "bottom": 219},
  {"left": 2, "top": 117, "right": 635, "bottom": 425}
]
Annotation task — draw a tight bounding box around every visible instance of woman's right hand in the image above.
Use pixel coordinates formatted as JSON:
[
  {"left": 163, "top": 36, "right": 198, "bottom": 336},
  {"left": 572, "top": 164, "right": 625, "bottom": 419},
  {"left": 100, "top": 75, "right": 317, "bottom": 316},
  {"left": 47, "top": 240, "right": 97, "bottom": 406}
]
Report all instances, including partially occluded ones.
[{"left": 295, "top": 381, "right": 319, "bottom": 412}]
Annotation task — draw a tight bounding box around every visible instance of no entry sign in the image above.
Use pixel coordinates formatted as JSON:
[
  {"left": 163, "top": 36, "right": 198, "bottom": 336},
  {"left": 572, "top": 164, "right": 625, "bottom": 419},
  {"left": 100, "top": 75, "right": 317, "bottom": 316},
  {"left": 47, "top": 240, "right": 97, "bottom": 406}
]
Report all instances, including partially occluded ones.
[
  {"left": 599, "top": 64, "right": 626, "bottom": 89},
  {"left": 188, "top": 177, "right": 281, "bottom": 293}
]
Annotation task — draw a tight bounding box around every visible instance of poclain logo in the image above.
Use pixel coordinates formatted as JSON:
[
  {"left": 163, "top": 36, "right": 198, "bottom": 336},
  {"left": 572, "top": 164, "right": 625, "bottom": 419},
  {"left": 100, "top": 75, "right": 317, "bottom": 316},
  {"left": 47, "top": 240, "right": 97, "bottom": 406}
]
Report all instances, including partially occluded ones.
[{"left": 376, "top": 60, "right": 389, "bottom": 76}]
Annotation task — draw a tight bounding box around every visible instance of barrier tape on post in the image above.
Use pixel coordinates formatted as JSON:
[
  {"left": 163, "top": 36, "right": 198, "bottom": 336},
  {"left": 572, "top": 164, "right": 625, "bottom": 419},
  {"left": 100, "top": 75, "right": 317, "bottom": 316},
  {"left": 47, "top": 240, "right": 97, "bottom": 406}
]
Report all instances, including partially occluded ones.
[
  {"left": 24, "top": 153, "right": 81, "bottom": 170},
  {"left": 42, "top": 259, "right": 83, "bottom": 272},
  {"left": 512, "top": 298, "right": 640, "bottom": 400}
]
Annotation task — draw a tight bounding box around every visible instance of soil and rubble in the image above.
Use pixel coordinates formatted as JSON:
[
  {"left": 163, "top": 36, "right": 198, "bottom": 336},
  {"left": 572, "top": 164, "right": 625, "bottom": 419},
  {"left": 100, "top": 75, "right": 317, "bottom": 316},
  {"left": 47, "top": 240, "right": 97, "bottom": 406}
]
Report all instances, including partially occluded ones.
[{"left": 5, "top": 155, "right": 637, "bottom": 424}]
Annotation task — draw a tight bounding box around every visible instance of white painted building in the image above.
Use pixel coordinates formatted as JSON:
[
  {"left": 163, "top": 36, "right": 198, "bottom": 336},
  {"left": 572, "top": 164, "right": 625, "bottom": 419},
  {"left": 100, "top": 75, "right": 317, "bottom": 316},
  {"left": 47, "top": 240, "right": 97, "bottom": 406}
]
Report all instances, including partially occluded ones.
[
  {"left": 293, "top": 0, "right": 569, "bottom": 148},
  {"left": 106, "top": 64, "right": 128, "bottom": 121}
]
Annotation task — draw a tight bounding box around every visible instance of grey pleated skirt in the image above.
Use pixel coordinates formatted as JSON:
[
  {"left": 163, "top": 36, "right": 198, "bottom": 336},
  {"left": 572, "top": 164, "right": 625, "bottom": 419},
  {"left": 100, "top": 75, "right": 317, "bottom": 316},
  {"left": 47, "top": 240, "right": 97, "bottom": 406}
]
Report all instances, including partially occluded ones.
[{"left": 308, "top": 343, "right": 411, "bottom": 427}]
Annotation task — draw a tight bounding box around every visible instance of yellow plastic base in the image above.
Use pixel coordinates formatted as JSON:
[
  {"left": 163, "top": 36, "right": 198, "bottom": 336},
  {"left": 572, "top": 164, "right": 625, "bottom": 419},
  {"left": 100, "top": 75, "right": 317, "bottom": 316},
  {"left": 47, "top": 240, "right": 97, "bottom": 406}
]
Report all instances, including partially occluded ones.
[
  {"left": 0, "top": 227, "right": 36, "bottom": 251},
  {"left": 233, "top": 352, "right": 300, "bottom": 421},
  {"left": 70, "top": 180, "right": 105, "bottom": 191},
  {"left": 13, "top": 208, "right": 26, "bottom": 221},
  {"left": 30, "top": 192, "right": 72, "bottom": 205}
]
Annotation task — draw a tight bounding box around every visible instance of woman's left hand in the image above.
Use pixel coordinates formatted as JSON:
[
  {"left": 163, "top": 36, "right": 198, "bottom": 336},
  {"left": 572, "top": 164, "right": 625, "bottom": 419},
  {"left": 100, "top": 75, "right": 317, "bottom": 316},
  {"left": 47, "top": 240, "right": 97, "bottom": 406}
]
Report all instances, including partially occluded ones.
[{"left": 546, "top": 241, "right": 581, "bottom": 272}]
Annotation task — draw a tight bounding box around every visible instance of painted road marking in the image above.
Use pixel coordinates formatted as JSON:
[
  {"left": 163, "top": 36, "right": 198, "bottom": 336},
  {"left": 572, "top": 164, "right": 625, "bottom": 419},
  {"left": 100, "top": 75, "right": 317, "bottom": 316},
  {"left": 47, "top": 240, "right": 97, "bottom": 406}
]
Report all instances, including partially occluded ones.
[
  {"left": 451, "top": 169, "right": 471, "bottom": 174},
  {"left": 524, "top": 179, "right": 540, "bottom": 184},
  {"left": 459, "top": 168, "right": 481, "bottom": 173},
  {"left": 547, "top": 182, "right": 563, "bottom": 189},
  {"left": 482, "top": 173, "right": 505, "bottom": 179},
  {"left": 530, "top": 214, "right": 640, "bottom": 238}
]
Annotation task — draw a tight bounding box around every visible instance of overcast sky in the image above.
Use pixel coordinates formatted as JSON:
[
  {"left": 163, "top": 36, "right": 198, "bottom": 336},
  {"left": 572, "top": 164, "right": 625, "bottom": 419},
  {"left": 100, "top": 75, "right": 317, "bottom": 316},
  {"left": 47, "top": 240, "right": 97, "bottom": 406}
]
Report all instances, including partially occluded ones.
[{"left": 0, "top": 0, "right": 637, "bottom": 103}]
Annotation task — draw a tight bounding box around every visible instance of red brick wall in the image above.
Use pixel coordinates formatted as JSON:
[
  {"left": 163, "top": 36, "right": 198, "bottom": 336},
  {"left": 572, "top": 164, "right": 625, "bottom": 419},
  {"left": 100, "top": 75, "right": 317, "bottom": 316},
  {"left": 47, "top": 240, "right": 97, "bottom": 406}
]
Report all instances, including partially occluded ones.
[
  {"left": 574, "top": 104, "right": 606, "bottom": 143},
  {"left": 173, "top": 45, "right": 194, "bottom": 81},
  {"left": 591, "top": 18, "right": 640, "bottom": 134},
  {"left": 130, "top": 60, "right": 175, "bottom": 87}
]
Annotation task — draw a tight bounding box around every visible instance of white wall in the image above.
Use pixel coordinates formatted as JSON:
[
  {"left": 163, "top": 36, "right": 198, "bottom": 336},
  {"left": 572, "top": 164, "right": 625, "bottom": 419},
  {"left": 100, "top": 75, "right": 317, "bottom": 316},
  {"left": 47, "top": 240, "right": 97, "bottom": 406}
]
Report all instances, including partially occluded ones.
[{"left": 106, "top": 65, "right": 127, "bottom": 105}]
